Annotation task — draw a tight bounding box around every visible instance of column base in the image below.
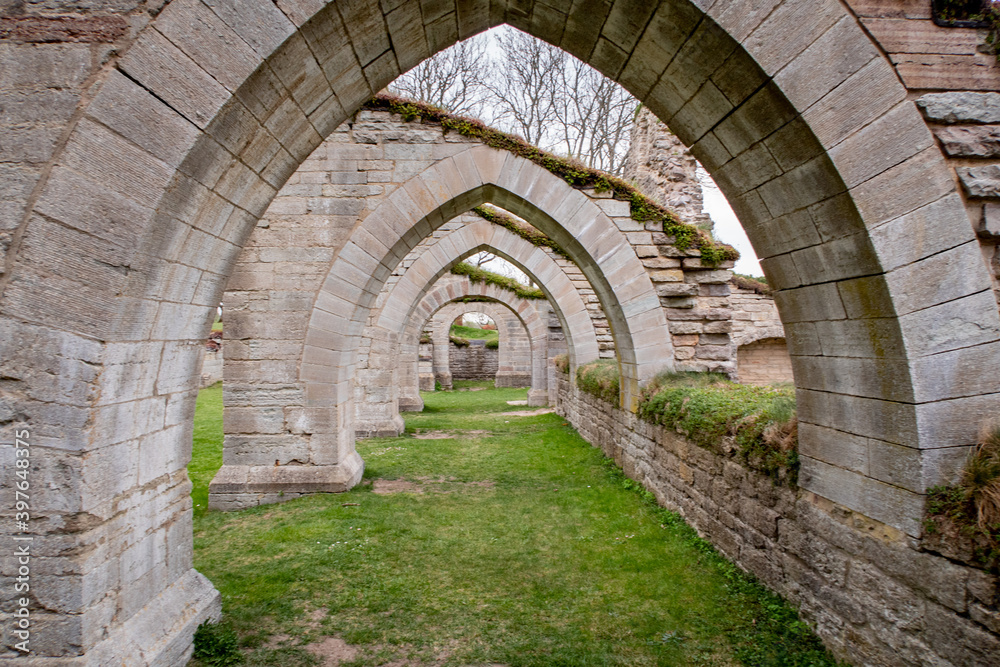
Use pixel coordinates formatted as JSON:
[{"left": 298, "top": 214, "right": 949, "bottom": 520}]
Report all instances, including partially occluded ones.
[
  {"left": 495, "top": 372, "right": 531, "bottom": 388},
  {"left": 398, "top": 394, "right": 424, "bottom": 411},
  {"left": 528, "top": 389, "right": 549, "bottom": 407},
  {"left": 419, "top": 373, "right": 436, "bottom": 391},
  {"left": 208, "top": 451, "right": 365, "bottom": 511},
  {"left": 16, "top": 569, "right": 221, "bottom": 666},
  {"left": 356, "top": 414, "right": 405, "bottom": 439}
]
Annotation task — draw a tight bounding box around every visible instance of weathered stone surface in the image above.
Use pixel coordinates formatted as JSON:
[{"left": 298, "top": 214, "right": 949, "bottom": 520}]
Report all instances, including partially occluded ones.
[
  {"left": 958, "top": 163, "right": 1000, "bottom": 197},
  {"left": 933, "top": 124, "right": 1000, "bottom": 157},
  {"left": 916, "top": 92, "right": 1000, "bottom": 124},
  {"left": 982, "top": 202, "right": 1000, "bottom": 238}
]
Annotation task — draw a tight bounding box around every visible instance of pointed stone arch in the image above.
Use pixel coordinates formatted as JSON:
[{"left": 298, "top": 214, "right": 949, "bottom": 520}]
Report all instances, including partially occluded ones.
[
  {"left": 4, "top": 1, "right": 1000, "bottom": 663},
  {"left": 352, "top": 218, "right": 599, "bottom": 434}
]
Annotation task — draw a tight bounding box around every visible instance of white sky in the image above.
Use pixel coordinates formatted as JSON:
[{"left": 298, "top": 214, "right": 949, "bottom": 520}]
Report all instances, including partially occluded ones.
[{"left": 698, "top": 168, "right": 763, "bottom": 277}]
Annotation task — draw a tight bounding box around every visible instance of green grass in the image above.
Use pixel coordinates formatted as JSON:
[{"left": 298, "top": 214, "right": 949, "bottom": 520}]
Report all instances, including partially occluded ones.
[
  {"left": 576, "top": 359, "right": 621, "bottom": 405},
  {"left": 213, "top": 318, "right": 224, "bottom": 331},
  {"left": 190, "top": 383, "right": 838, "bottom": 667},
  {"left": 638, "top": 373, "right": 798, "bottom": 485},
  {"left": 191, "top": 382, "right": 223, "bottom": 519},
  {"left": 450, "top": 324, "right": 500, "bottom": 342}
]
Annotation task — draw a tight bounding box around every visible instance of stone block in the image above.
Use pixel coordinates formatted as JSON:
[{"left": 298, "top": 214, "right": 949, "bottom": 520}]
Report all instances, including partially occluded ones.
[
  {"left": 118, "top": 28, "right": 230, "bottom": 129},
  {"left": 655, "top": 282, "right": 698, "bottom": 297},
  {"left": 933, "top": 124, "right": 1000, "bottom": 158},
  {"left": 916, "top": 92, "right": 1000, "bottom": 124},
  {"left": 958, "top": 163, "right": 1000, "bottom": 198},
  {"left": 799, "top": 456, "right": 924, "bottom": 536}
]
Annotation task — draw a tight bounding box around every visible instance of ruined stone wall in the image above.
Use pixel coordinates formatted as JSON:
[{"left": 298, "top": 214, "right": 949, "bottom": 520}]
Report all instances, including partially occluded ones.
[
  {"left": 555, "top": 373, "right": 1000, "bottom": 667},
  {"left": 736, "top": 339, "right": 794, "bottom": 386},
  {"left": 623, "top": 107, "right": 713, "bottom": 231},
  {"left": 449, "top": 341, "right": 499, "bottom": 381},
  {"left": 730, "top": 284, "right": 784, "bottom": 346}
]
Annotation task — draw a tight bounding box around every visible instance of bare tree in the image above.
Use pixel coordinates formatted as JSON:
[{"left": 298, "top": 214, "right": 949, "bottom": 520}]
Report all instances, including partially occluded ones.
[
  {"left": 388, "top": 25, "right": 636, "bottom": 175},
  {"left": 388, "top": 36, "right": 490, "bottom": 116},
  {"left": 551, "top": 59, "right": 636, "bottom": 175},
  {"left": 483, "top": 28, "right": 565, "bottom": 146}
]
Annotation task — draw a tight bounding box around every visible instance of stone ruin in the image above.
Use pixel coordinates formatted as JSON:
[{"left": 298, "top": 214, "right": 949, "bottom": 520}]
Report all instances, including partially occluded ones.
[{"left": 3, "top": 2, "right": 1000, "bottom": 665}]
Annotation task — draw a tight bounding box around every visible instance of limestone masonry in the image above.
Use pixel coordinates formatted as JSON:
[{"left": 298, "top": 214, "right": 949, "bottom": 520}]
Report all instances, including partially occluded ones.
[{"left": 2, "top": 1, "right": 1000, "bottom": 665}]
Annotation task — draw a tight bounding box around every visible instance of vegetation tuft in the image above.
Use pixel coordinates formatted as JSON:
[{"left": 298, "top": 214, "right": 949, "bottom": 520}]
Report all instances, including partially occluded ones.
[
  {"left": 932, "top": 0, "right": 1000, "bottom": 59},
  {"left": 924, "top": 421, "right": 1000, "bottom": 570},
  {"left": 364, "top": 94, "right": 738, "bottom": 267},
  {"left": 553, "top": 353, "right": 570, "bottom": 374},
  {"left": 731, "top": 273, "right": 771, "bottom": 296},
  {"left": 575, "top": 358, "right": 621, "bottom": 405},
  {"left": 471, "top": 205, "right": 570, "bottom": 259},
  {"left": 638, "top": 373, "right": 798, "bottom": 485},
  {"left": 193, "top": 620, "right": 244, "bottom": 666},
  {"left": 450, "top": 261, "right": 545, "bottom": 299}
]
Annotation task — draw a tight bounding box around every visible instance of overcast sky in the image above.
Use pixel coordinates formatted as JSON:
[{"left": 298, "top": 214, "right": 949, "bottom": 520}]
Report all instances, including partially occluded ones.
[{"left": 698, "top": 169, "right": 763, "bottom": 276}]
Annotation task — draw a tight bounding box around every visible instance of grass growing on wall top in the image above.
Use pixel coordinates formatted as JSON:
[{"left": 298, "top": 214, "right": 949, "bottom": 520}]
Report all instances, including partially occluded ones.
[
  {"left": 576, "top": 358, "right": 621, "bottom": 405},
  {"left": 363, "top": 94, "right": 739, "bottom": 267},
  {"left": 450, "top": 261, "right": 545, "bottom": 299},
  {"left": 924, "top": 421, "right": 1000, "bottom": 571},
  {"left": 638, "top": 373, "right": 798, "bottom": 485},
  {"left": 471, "top": 205, "right": 570, "bottom": 259},
  {"left": 189, "top": 382, "right": 838, "bottom": 666}
]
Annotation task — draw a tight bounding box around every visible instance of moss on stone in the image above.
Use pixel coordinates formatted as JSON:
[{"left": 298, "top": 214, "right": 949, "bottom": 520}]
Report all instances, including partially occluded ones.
[
  {"left": 364, "top": 94, "right": 739, "bottom": 267},
  {"left": 575, "top": 359, "right": 621, "bottom": 405},
  {"left": 637, "top": 372, "right": 798, "bottom": 486},
  {"left": 471, "top": 205, "right": 570, "bottom": 259},
  {"left": 450, "top": 261, "right": 546, "bottom": 299},
  {"left": 554, "top": 353, "right": 570, "bottom": 374}
]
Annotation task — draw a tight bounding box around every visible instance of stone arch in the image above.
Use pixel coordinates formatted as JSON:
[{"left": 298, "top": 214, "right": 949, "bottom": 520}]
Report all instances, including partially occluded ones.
[
  {"left": 431, "top": 301, "right": 536, "bottom": 389},
  {"left": 4, "top": 1, "right": 1000, "bottom": 662},
  {"left": 302, "top": 144, "right": 670, "bottom": 409},
  {"left": 350, "top": 217, "right": 602, "bottom": 436},
  {"left": 398, "top": 271, "right": 593, "bottom": 413},
  {"left": 418, "top": 284, "right": 552, "bottom": 401}
]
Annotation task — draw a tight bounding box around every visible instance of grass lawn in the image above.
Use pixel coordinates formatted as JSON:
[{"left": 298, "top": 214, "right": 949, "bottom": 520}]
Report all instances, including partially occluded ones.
[
  {"left": 190, "top": 381, "right": 838, "bottom": 667},
  {"left": 450, "top": 324, "right": 500, "bottom": 343}
]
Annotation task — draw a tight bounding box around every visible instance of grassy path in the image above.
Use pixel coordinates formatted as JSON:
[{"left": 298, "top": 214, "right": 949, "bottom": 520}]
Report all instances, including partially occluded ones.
[{"left": 190, "top": 382, "right": 837, "bottom": 667}]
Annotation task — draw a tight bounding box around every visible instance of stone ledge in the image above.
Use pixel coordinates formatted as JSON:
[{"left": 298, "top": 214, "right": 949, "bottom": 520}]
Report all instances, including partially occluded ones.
[
  {"left": 355, "top": 414, "right": 406, "bottom": 438},
  {"left": 207, "top": 452, "right": 365, "bottom": 510}
]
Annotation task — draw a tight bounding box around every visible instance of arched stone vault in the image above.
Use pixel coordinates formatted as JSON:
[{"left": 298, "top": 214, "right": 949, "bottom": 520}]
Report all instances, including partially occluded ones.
[
  {"left": 3, "top": 1, "right": 1000, "bottom": 663},
  {"left": 429, "top": 300, "right": 541, "bottom": 391},
  {"left": 397, "top": 275, "right": 583, "bottom": 412},
  {"left": 349, "top": 217, "right": 597, "bottom": 436},
  {"left": 359, "top": 216, "right": 604, "bottom": 421}
]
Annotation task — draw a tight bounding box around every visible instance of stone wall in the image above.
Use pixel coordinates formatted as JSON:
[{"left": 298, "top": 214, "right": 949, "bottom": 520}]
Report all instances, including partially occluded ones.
[
  {"left": 449, "top": 340, "right": 499, "bottom": 381},
  {"left": 915, "top": 91, "right": 1000, "bottom": 305},
  {"left": 554, "top": 373, "right": 1000, "bottom": 667},
  {"left": 737, "top": 339, "right": 794, "bottom": 386},
  {"left": 200, "top": 349, "right": 222, "bottom": 388}
]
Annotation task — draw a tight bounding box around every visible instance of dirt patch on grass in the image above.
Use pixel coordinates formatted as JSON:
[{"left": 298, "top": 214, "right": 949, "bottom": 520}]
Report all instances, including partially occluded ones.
[
  {"left": 373, "top": 477, "right": 495, "bottom": 495},
  {"left": 412, "top": 429, "right": 491, "bottom": 439},
  {"left": 304, "top": 637, "right": 507, "bottom": 667},
  {"left": 305, "top": 636, "right": 358, "bottom": 666},
  {"left": 373, "top": 479, "right": 425, "bottom": 494},
  {"left": 501, "top": 408, "right": 555, "bottom": 417}
]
